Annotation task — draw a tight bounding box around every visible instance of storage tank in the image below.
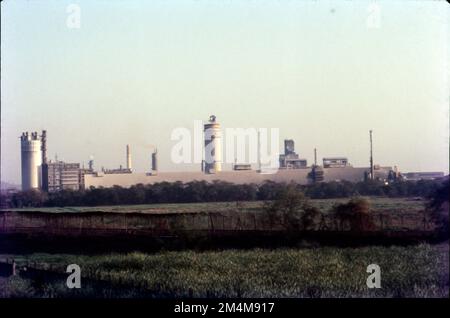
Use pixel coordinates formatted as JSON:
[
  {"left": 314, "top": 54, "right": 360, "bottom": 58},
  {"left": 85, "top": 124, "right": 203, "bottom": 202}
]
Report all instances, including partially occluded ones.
[
  {"left": 203, "top": 115, "right": 222, "bottom": 174},
  {"left": 20, "top": 132, "right": 42, "bottom": 190}
]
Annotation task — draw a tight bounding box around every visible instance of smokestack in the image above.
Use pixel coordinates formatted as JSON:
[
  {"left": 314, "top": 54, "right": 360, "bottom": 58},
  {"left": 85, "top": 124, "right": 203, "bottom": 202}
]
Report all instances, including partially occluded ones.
[
  {"left": 370, "top": 130, "right": 374, "bottom": 180},
  {"left": 257, "top": 130, "right": 261, "bottom": 172},
  {"left": 314, "top": 148, "right": 317, "bottom": 166},
  {"left": 126, "top": 144, "right": 132, "bottom": 171},
  {"left": 40, "top": 130, "right": 49, "bottom": 192},
  {"left": 41, "top": 130, "right": 47, "bottom": 164},
  {"left": 152, "top": 149, "right": 158, "bottom": 172}
]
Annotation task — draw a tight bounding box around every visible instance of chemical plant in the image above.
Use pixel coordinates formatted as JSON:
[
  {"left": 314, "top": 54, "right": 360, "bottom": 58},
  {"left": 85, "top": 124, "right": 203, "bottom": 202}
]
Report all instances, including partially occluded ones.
[{"left": 19, "top": 116, "right": 445, "bottom": 192}]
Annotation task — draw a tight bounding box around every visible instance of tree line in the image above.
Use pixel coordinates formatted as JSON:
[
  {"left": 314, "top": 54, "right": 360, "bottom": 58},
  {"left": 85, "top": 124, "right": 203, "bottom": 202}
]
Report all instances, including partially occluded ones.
[{"left": 1, "top": 178, "right": 446, "bottom": 208}]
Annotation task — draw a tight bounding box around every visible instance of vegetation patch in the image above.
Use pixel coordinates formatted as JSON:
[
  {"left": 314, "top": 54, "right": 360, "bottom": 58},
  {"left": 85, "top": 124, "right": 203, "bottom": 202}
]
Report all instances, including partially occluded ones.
[{"left": 1, "top": 243, "right": 448, "bottom": 298}]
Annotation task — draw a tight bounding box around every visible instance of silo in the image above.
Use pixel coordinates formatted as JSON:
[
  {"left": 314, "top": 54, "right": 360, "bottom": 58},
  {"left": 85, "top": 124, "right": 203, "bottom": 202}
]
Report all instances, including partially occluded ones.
[
  {"left": 20, "top": 132, "right": 42, "bottom": 190},
  {"left": 204, "top": 115, "right": 222, "bottom": 174}
]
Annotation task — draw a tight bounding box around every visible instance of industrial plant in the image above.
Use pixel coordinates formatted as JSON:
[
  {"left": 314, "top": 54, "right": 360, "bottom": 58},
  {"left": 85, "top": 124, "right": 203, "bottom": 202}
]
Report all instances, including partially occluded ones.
[{"left": 19, "top": 116, "right": 445, "bottom": 192}]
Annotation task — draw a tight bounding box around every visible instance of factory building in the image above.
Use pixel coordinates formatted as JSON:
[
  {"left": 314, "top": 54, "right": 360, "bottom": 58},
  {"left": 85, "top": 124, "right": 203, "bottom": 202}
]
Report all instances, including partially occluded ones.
[
  {"left": 20, "top": 132, "right": 43, "bottom": 191},
  {"left": 323, "top": 157, "right": 349, "bottom": 168},
  {"left": 43, "top": 160, "right": 96, "bottom": 192},
  {"left": 44, "top": 161, "right": 82, "bottom": 192},
  {"left": 79, "top": 167, "right": 95, "bottom": 190},
  {"left": 103, "top": 167, "right": 132, "bottom": 174},
  {"left": 84, "top": 130, "right": 397, "bottom": 188},
  {"left": 233, "top": 164, "right": 252, "bottom": 171},
  {"left": 101, "top": 145, "right": 135, "bottom": 174},
  {"left": 20, "top": 127, "right": 444, "bottom": 192},
  {"left": 20, "top": 130, "right": 91, "bottom": 192},
  {"left": 84, "top": 166, "right": 394, "bottom": 188},
  {"left": 403, "top": 172, "right": 445, "bottom": 181},
  {"left": 279, "top": 139, "right": 307, "bottom": 169}
]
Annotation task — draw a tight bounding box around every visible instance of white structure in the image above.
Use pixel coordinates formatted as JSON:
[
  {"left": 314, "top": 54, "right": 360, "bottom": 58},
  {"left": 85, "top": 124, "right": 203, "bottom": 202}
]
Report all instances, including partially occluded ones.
[
  {"left": 126, "top": 144, "right": 132, "bottom": 171},
  {"left": 20, "top": 132, "right": 42, "bottom": 190},
  {"left": 85, "top": 166, "right": 394, "bottom": 189},
  {"left": 203, "top": 115, "right": 222, "bottom": 174}
]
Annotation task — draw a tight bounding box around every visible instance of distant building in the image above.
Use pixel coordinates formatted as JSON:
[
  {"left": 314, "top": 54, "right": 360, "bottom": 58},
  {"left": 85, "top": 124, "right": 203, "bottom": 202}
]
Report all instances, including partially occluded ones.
[
  {"left": 323, "top": 157, "right": 348, "bottom": 168},
  {"left": 279, "top": 139, "right": 308, "bottom": 169},
  {"left": 79, "top": 167, "right": 95, "bottom": 190},
  {"left": 43, "top": 161, "right": 82, "bottom": 192},
  {"left": 403, "top": 172, "right": 445, "bottom": 181},
  {"left": 233, "top": 164, "right": 252, "bottom": 171},
  {"left": 103, "top": 167, "right": 132, "bottom": 174},
  {"left": 284, "top": 139, "right": 295, "bottom": 155}
]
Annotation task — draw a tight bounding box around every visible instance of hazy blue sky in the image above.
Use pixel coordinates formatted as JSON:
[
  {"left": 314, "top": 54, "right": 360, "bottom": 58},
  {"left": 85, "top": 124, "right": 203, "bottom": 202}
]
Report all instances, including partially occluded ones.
[{"left": 1, "top": 0, "right": 449, "bottom": 184}]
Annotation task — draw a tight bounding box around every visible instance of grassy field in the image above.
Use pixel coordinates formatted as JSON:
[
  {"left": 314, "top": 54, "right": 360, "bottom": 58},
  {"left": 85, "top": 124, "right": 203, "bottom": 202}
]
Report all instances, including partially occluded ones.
[
  {"left": 2, "top": 197, "right": 444, "bottom": 298},
  {"left": 1, "top": 197, "right": 425, "bottom": 214},
  {"left": 1, "top": 243, "right": 448, "bottom": 298},
  {"left": 1, "top": 196, "right": 434, "bottom": 242}
]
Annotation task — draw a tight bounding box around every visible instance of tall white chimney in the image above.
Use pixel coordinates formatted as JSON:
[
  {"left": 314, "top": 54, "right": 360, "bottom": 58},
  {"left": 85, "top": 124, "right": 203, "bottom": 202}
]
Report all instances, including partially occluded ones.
[
  {"left": 203, "top": 115, "right": 222, "bottom": 174},
  {"left": 126, "top": 144, "right": 132, "bottom": 171}
]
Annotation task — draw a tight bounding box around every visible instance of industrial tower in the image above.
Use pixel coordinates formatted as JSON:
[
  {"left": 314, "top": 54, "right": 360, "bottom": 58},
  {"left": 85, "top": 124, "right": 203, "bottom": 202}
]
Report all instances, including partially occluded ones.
[
  {"left": 20, "top": 131, "right": 42, "bottom": 190},
  {"left": 203, "top": 115, "right": 222, "bottom": 174}
]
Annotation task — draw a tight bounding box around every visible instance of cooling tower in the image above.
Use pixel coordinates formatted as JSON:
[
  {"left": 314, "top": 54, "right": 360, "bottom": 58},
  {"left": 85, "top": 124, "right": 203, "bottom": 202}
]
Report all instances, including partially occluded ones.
[{"left": 20, "top": 132, "right": 42, "bottom": 190}]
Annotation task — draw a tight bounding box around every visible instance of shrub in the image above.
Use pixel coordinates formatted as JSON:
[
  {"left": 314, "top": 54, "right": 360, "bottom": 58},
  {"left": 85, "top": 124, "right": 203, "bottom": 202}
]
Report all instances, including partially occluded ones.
[
  {"left": 332, "top": 197, "right": 376, "bottom": 232},
  {"left": 426, "top": 179, "right": 449, "bottom": 236},
  {"left": 263, "top": 184, "right": 320, "bottom": 230}
]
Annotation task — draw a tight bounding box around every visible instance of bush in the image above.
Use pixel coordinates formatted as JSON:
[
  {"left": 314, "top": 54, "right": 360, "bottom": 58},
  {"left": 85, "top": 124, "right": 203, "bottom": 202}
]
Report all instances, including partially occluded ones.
[
  {"left": 426, "top": 179, "right": 449, "bottom": 236},
  {"left": 0, "top": 276, "right": 36, "bottom": 298},
  {"left": 263, "top": 184, "right": 320, "bottom": 230},
  {"left": 332, "top": 197, "right": 376, "bottom": 232},
  {"left": 3, "top": 179, "right": 445, "bottom": 208}
]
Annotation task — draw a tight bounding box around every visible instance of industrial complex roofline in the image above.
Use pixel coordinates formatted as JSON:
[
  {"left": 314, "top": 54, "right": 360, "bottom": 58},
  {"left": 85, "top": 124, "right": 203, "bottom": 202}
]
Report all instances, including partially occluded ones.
[{"left": 19, "top": 123, "right": 445, "bottom": 192}]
